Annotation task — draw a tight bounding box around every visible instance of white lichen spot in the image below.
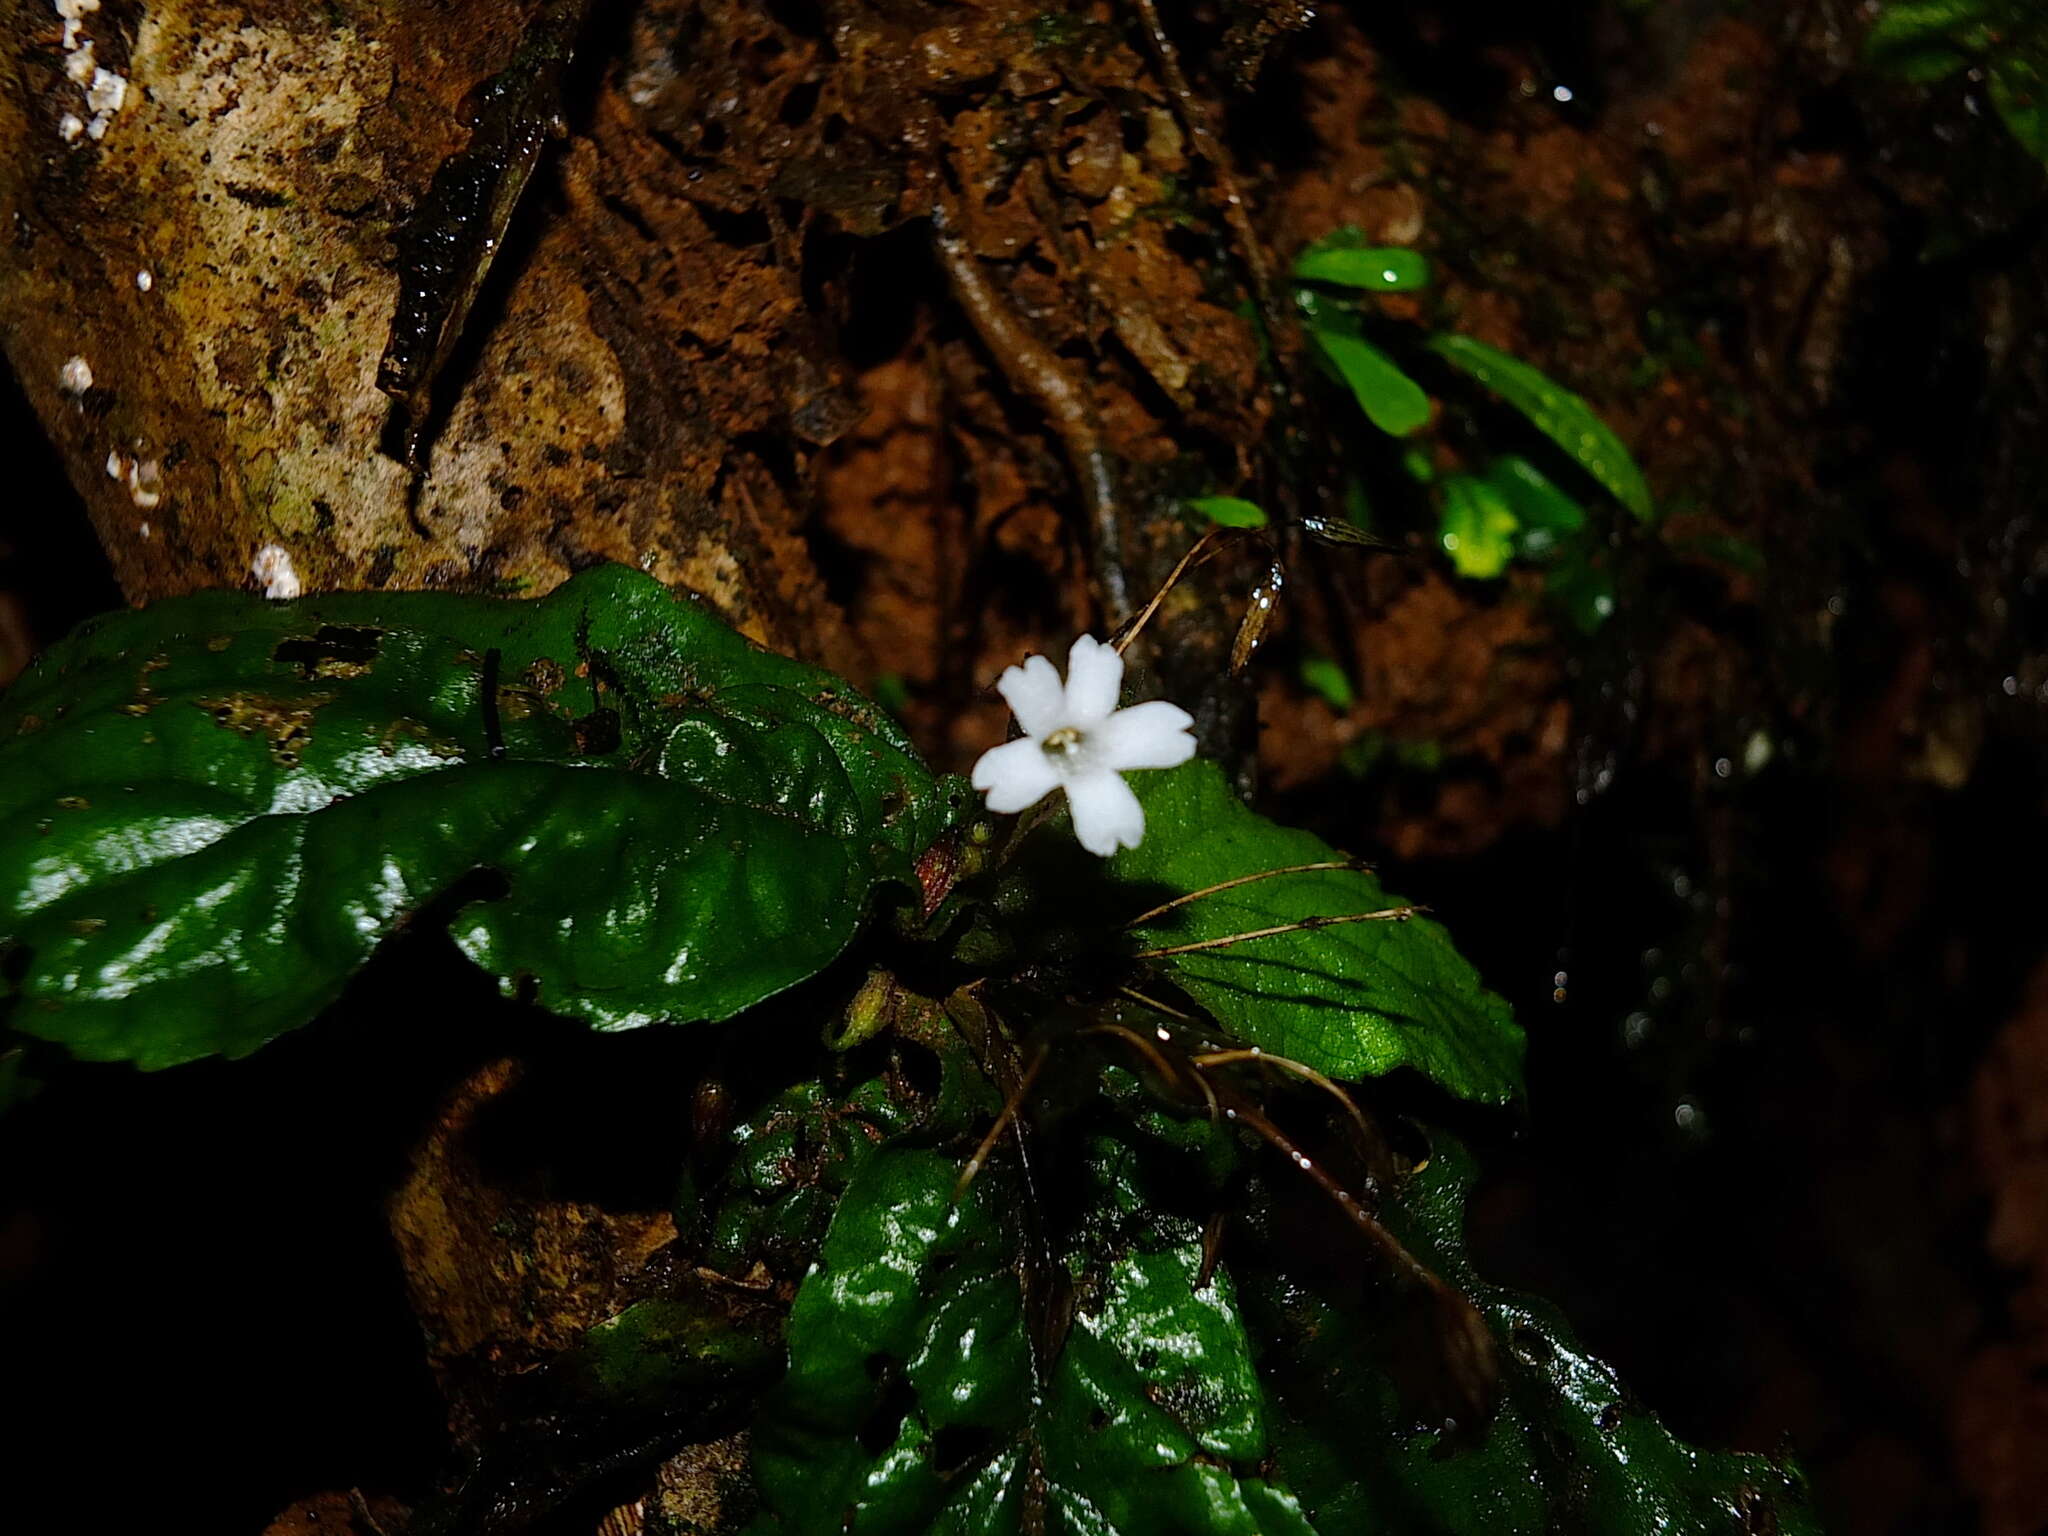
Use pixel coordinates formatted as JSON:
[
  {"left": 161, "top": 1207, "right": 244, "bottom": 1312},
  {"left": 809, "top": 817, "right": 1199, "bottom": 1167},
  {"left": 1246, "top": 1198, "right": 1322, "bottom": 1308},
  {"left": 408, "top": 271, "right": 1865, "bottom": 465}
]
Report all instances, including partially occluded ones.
[
  {"left": 135, "top": 268, "right": 153, "bottom": 291},
  {"left": 54, "top": 1, "right": 124, "bottom": 145},
  {"left": 251, "top": 543, "right": 303, "bottom": 600},
  {"left": 104, "top": 449, "right": 161, "bottom": 506},
  {"left": 85, "top": 66, "right": 126, "bottom": 115},
  {"left": 130, "top": 459, "right": 162, "bottom": 508},
  {"left": 59, "top": 356, "right": 93, "bottom": 394},
  {"left": 138, "top": 521, "right": 152, "bottom": 539}
]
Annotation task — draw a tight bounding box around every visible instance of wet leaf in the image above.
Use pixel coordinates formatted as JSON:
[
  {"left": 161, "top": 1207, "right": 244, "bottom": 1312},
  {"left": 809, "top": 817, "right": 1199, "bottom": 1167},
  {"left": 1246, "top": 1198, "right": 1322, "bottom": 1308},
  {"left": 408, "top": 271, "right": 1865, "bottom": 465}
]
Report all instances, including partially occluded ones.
[
  {"left": 1109, "top": 761, "right": 1524, "bottom": 1104},
  {"left": 1247, "top": 1133, "right": 1824, "bottom": 1536},
  {"left": 0, "top": 566, "right": 963, "bottom": 1068},
  {"left": 1310, "top": 329, "right": 1434, "bottom": 437},
  {"left": 747, "top": 1140, "right": 1319, "bottom": 1536},
  {"left": 1427, "top": 334, "right": 1654, "bottom": 520},
  {"left": 1437, "top": 475, "right": 1520, "bottom": 579},
  {"left": 1292, "top": 229, "right": 1432, "bottom": 292}
]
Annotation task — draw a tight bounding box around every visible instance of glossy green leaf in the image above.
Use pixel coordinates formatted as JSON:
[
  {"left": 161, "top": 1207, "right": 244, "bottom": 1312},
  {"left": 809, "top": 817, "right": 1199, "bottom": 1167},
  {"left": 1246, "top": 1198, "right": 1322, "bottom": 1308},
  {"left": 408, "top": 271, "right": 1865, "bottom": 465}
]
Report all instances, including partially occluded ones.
[
  {"left": 0, "top": 566, "right": 963, "bottom": 1068},
  {"left": 1310, "top": 329, "right": 1434, "bottom": 437},
  {"left": 1109, "top": 760, "right": 1523, "bottom": 1104},
  {"left": 1487, "top": 455, "right": 1588, "bottom": 560},
  {"left": 1292, "top": 229, "right": 1433, "bottom": 292},
  {"left": 747, "top": 1140, "right": 1319, "bottom": 1536},
  {"left": 1248, "top": 1134, "right": 1823, "bottom": 1536},
  {"left": 1437, "top": 476, "right": 1520, "bottom": 580},
  {"left": 1427, "top": 334, "right": 1654, "bottom": 521},
  {"left": 1187, "top": 496, "right": 1271, "bottom": 529}
]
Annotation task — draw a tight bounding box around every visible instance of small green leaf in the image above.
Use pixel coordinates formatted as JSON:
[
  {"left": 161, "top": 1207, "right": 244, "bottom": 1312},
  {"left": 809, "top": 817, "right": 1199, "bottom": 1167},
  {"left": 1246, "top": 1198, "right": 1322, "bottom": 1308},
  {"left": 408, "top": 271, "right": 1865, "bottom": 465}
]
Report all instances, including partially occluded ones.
[
  {"left": 1298, "top": 655, "right": 1355, "bottom": 712},
  {"left": 1292, "top": 229, "right": 1432, "bottom": 292},
  {"left": 1428, "top": 334, "right": 1654, "bottom": 520},
  {"left": 1249, "top": 1133, "right": 1824, "bottom": 1536},
  {"left": 1109, "top": 760, "right": 1523, "bottom": 1103},
  {"left": 1186, "top": 495, "right": 1271, "bottom": 529},
  {"left": 1438, "top": 475, "right": 1521, "bottom": 579},
  {"left": 0, "top": 566, "right": 962, "bottom": 1068},
  {"left": 1311, "top": 329, "right": 1434, "bottom": 437},
  {"left": 1487, "top": 454, "right": 1588, "bottom": 560}
]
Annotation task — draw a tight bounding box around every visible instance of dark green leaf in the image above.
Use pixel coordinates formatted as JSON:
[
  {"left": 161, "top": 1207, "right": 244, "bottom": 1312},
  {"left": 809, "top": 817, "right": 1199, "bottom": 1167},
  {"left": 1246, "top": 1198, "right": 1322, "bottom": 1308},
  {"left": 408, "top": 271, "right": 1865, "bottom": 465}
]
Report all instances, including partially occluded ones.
[
  {"left": 0, "top": 566, "right": 962, "bottom": 1068},
  {"left": 748, "top": 1140, "right": 1319, "bottom": 1536},
  {"left": 1991, "top": 54, "right": 2048, "bottom": 161},
  {"left": 1310, "top": 329, "right": 1434, "bottom": 437},
  {"left": 1248, "top": 1133, "right": 1823, "bottom": 1536},
  {"left": 1487, "top": 455, "right": 1588, "bottom": 560},
  {"left": 1544, "top": 537, "right": 1619, "bottom": 634},
  {"left": 1864, "top": 0, "right": 1990, "bottom": 80},
  {"left": 0, "top": 1046, "right": 38, "bottom": 1112},
  {"left": 1187, "top": 496, "right": 1271, "bottom": 530},
  {"left": 1437, "top": 476, "right": 1520, "bottom": 580},
  {"left": 1108, "top": 761, "right": 1524, "bottom": 1104},
  {"left": 1427, "top": 334, "right": 1654, "bottom": 520}
]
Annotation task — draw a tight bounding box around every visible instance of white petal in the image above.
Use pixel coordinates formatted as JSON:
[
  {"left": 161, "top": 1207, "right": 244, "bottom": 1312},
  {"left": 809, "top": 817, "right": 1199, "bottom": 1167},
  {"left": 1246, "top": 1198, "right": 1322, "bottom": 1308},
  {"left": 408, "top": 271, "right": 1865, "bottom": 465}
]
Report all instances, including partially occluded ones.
[
  {"left": 1096, "top": 700, "right": 1197, "bottom": 772},
  {"left": 1063, "top": 634, "right": 1124, "bottom": 722},
  {"left": 1065, "top": 770, "right": 1146, "bottom": 856},
  {"left": 996, "top": 654, "right": 1066, "bottom": 737},
  {"left": 972, "top": 737, "right": 1060, "bottom": 814}
]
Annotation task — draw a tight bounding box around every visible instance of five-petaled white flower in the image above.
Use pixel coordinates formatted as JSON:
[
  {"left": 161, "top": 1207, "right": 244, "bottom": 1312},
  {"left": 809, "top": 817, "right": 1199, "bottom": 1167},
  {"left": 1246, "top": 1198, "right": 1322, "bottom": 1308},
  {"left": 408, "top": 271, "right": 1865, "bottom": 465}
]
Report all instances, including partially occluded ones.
[{"left": 971, "top": 635, "right": 1196, "bottom": 856}]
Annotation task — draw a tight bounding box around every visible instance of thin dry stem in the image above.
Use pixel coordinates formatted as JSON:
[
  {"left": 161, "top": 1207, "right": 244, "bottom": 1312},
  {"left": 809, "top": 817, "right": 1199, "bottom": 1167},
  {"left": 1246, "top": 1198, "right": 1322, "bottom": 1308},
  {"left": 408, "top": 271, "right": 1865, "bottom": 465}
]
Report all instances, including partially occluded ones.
[
  {"left": 954, "top": 1041, "right": 1048, "bottom": 1201},
  {"left": 1109, "top": 527, "right": 1228, "bottom": 655},
  {"left": 1131, "top": 906, "right": 1420, "bottom": 959},
  {"left": 1121, "top": 860, "right": 1369, "bottom": 931},
  {"left": 1190, "top": 1048, "right": 1377, "bottom": 1159}
]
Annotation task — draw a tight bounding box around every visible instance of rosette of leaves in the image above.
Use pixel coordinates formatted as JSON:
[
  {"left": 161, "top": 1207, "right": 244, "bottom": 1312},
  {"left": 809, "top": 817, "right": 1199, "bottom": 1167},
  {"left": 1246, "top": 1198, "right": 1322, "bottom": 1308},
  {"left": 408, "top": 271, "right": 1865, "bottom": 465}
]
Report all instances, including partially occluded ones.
[
  {"left": 709, "top": 1104, "right": 1821, "bottom": 1534},
  {"left": 0, "top": 565, "right": 964, "bottom": 1068},
  {"left": 743, "top": 1138, "right": 1318, "bottom": 1535}
]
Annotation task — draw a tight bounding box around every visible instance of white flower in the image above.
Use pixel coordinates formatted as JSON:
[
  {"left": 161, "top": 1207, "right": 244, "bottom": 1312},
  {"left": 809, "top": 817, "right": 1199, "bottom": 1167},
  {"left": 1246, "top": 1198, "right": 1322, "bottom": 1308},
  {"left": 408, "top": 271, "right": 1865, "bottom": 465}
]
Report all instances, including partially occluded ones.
[{"left": 971, "top": 635, "right": 1196, "bottom": 856}]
